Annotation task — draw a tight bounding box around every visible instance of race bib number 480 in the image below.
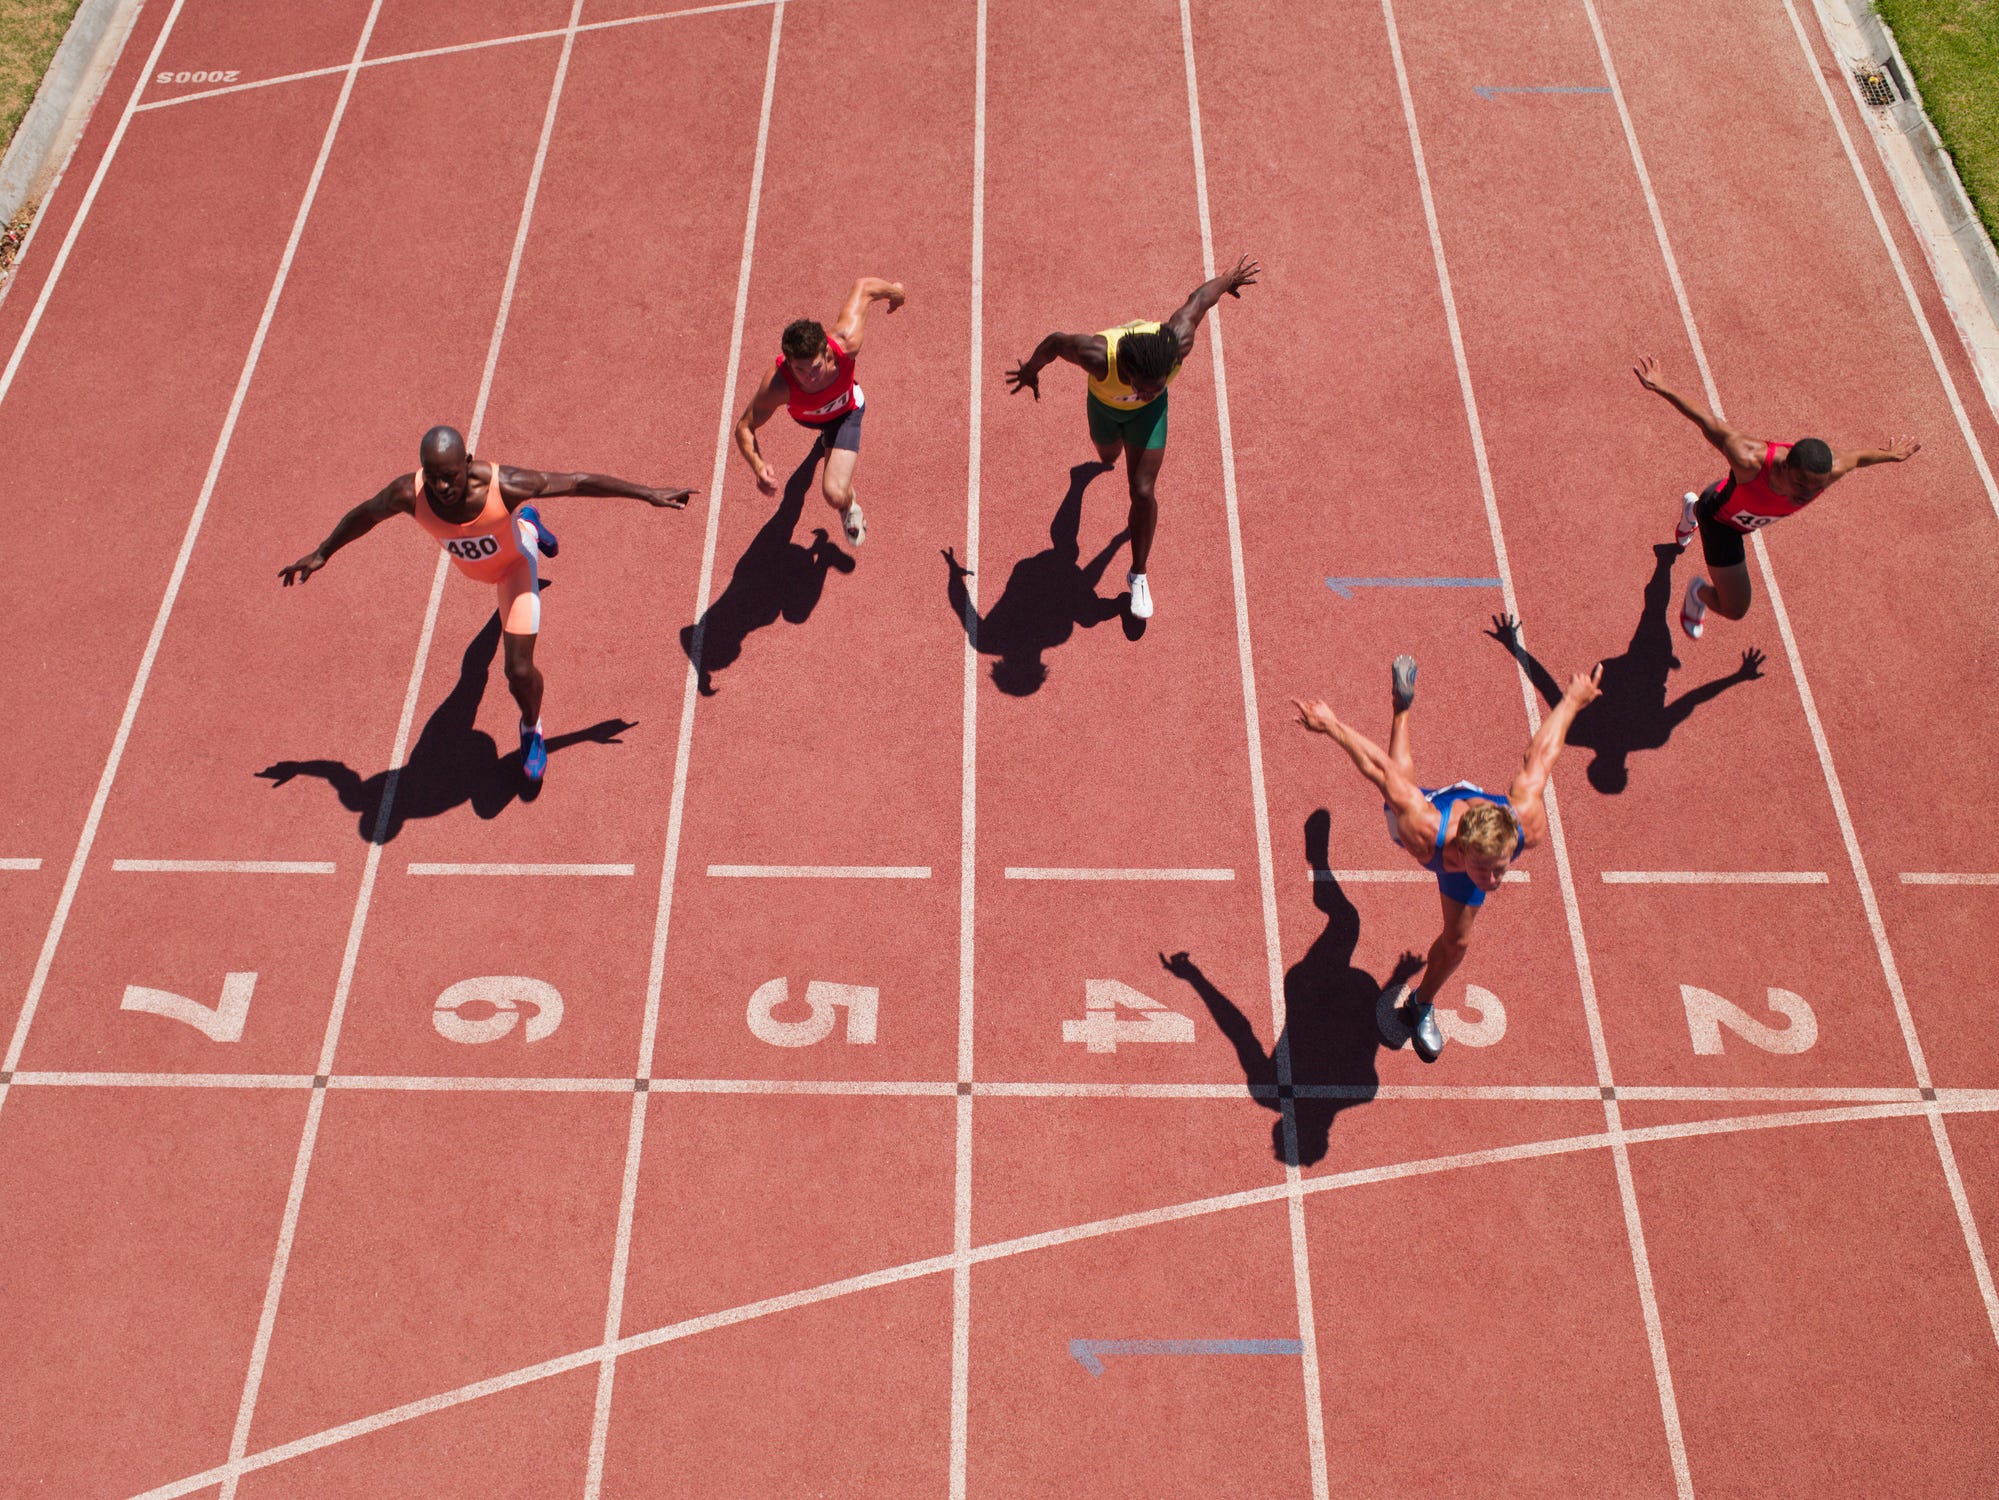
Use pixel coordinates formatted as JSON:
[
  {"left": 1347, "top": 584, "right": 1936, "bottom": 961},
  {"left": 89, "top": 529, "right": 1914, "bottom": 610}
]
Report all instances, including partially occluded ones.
[{"left": 444, "top": 535, "right": 501, "bottom": 561}]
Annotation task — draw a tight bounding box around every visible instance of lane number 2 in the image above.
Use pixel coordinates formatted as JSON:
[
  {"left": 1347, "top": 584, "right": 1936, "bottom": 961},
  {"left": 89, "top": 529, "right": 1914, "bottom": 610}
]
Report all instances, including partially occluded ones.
[{"left": 1681, "top": 985, "right": 1817, "bottom": 1056}]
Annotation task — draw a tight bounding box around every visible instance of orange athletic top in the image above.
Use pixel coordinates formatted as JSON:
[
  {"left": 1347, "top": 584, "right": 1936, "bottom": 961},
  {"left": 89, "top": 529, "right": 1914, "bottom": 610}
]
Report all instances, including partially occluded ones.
[{"left": 409, "top": 459, "right": 531, "bottom": 582}]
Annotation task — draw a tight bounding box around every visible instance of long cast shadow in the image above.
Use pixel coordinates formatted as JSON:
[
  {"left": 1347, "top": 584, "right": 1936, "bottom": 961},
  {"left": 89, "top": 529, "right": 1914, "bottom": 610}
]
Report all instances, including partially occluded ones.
[
  {"left": 257, "top": 609, "right": 636, "bottom": 843},
  {"left": 683, "top": 447, "right": 854, "bottom": 695},
  {"left": 1487, "top": 543, "right": 1765, "bottom": 794},
  {"left": 944, "top": 461, "right": 1128, "bottom": 696},
  {"left": 1160, "top": 810, "right": 1423, "bottom": 1167}
]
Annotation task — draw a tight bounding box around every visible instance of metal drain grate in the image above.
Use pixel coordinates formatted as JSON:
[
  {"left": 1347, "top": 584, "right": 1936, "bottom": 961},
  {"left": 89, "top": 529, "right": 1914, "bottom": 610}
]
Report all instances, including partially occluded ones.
[{"left": 1855, "top": 65, "right": 1898, "bottom": 107}]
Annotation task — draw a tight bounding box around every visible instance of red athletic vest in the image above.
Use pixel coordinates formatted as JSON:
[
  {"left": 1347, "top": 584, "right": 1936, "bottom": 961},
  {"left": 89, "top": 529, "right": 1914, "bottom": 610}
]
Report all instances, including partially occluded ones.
[
  {"left": 1713, "top": 441, "right": 1812, "bottom": 533},
  {"left": 780, "top": 335, "right": 859, "bottom": 424}
]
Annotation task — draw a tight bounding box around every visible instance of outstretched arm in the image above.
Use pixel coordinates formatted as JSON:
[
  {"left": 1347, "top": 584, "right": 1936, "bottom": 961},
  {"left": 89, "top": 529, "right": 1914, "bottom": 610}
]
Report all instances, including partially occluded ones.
[
  {"left": 279, "top": 476, "right": 414, "bottom": 585},
  {"left": 1163, "top": 254, "right": 1259, "bottom": 357},
  {"left": 1293, "top": 697, "right": 1436, "bottom": 851},
  {"left": 1831, "top": 434, "right": 1921, "bottom": 478},
  {"left": 734, "top": 365, "right": 792, "bottom": 496},
  {"left": 1507, "top": 664, "right": 1604, "bottom": 844},
  {"left": 829, "top": 276, "right": 905, "bottom": 356},
  {"left": 1632, "top": 355, "right": 1763, "bottom": 479},
  {"left": 1005, "top": 331, "right": 1107, "bottom": 399},
  {"left": 499, "top": 465, "right": 693, "bottom": 510}
]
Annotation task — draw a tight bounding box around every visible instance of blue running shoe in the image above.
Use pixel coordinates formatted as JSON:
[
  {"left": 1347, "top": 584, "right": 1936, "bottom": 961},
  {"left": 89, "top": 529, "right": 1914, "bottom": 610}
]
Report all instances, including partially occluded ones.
[
  {"left": 521, "top": 724, "right": 548, "bottom": 783},
  {"left": 520, "top": 505, "right": 558, "bottom": 558}
]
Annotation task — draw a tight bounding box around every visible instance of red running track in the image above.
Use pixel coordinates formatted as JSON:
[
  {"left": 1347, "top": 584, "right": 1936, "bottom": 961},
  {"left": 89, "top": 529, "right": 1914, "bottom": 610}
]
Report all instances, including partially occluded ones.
[{"left": 2, "top": 0, "right": 1998, "bottom": 1494}]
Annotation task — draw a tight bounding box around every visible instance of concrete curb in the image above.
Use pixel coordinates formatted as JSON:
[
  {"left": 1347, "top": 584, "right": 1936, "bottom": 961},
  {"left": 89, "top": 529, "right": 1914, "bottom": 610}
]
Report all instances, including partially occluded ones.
[
  {"left": 0, "top": 0, "right": 146, "bottom": 225},
  {"left": 1809, "top": 0, "right": 1999, "bottom": 432}
]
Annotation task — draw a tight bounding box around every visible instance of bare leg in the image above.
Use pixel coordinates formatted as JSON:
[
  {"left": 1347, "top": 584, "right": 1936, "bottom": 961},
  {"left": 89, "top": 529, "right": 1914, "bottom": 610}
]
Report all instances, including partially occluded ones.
[
  {"left": 502, "top": 631, "right": 543, "bottom": 726},
  {"left": 1415, "top": 896, "right": 1479, "bottom": 1006},
  {"left": 821, "top": 445, "right": 859, "bottom": 521},
  {"left": 1124, "top": 443, "right": 1164, "bottom": 573},
  {"left": 1698, "top": 560, "right": 1753, "bottom": 621},
  {"left": 1389, "top": 703, "right": 1415, "bottom": 779}
]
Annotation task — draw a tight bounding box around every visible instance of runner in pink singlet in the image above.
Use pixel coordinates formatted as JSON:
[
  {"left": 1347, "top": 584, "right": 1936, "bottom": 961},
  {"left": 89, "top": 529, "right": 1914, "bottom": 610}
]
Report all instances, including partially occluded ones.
[
  {"left": 1633, "top": 355, "right": 1920, "bottom": 640},
  {"left": 281, "top": 425, "right": 693, "bottom": 784}
]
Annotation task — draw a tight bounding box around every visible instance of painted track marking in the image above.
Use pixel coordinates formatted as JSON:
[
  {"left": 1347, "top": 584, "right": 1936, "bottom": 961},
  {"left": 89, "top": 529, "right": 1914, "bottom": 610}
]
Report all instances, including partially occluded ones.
[
  {"left": 706, "top": 863, "right": 930, "bottom": 878},
  {"left": 0, "top": 858, "right": 44, "bottom": 871},
  {"left": 1377, "top": 0, "right": 1692, "bottom": 1487},
  {"left": 112, "top": 859, "right": 336, "bottom": 874},
  {"left": 584, "top": 5, "right": 787, "bottom": 1489},
  {"left": 127, "top": 1095, "right": 1967, "bottom": 1500},
  {"left": 1177, "top": 3, "right": 1329, "bottom": 1490},
  {"left": 406, "top": 862, "right": 635, "bottom": 876},
  {"left": 1900, "top": 872, "right": 1999, "bottom": 886},
  {"left": 1600, "top": 870, "right": 1828, "bottom": 884},
  {"left": 1583, "top": 0, "right": 1999, "bottom": 1352},
  {"left": 1004, "top": 866, "right": 1233, "bottom": 881},
  {"left": 1317, "top": 867, "right": 1528, "bottom": 883}
]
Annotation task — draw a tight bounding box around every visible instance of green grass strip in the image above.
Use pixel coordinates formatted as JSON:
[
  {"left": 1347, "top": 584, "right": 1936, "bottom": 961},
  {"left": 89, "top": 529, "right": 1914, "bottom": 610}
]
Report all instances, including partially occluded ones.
[
  {"left": 0, "top": 0, "right": 84, "bottom": 156},
  {"left": 1874, "top": 0, "right": 1999, "bottom": 249}
]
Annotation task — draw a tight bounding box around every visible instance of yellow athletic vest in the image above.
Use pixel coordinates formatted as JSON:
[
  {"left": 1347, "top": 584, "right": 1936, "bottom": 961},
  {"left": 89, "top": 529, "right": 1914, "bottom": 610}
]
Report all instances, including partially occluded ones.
[{"left": 1086, "top": 320, "right": 1182, "bottom": 408}]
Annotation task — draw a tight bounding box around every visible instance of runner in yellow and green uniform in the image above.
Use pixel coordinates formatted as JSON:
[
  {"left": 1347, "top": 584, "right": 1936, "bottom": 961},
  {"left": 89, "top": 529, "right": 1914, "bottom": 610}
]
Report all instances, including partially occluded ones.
[{"left": 1005, "top": 255, "right": 1258, "bottom": 620}]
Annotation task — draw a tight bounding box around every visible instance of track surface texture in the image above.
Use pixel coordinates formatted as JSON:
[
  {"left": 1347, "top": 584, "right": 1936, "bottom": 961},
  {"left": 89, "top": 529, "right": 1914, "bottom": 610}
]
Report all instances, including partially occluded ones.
[{"left": 4, "top": 0, "right": 1999, "bottom": 1495}]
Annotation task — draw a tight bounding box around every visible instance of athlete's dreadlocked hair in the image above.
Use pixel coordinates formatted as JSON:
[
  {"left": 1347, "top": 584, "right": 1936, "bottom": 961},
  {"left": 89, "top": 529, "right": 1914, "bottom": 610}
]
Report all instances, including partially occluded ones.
[
  {"left": 1116, "top": 327, "right": 1181, "bottom": 386},
  {"left": 1789, "top": 437, "right": 1833, "bottom": 475},
  {"left": 1453, "top": 802, "right": 1519, "bottom": 862},
  {"left": 782, "top": 318, "right": 827, "bottom": 361}
]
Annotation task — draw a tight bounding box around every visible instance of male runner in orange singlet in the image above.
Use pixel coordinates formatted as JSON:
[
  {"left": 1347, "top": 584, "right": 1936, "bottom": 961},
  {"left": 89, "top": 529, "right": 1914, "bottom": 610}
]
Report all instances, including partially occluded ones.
[
  {"left": 1634, "top": 354, "right": 1919, "bottom": 639},
  {"left": 735, "top": 276, "right": 906, "bottom": 547},
  {"left": 280, "top": 425, "right": 691, "bottom": 783}
]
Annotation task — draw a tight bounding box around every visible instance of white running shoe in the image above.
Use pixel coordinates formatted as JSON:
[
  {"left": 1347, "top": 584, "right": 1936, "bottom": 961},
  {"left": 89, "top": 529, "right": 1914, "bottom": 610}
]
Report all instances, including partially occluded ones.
[
  {"left": 1675, "top": 491, "right": 1700, "bottom": 551},
  {"left": 1679, "top": 574, "right": 1707, "bottom": 639},
  {"left": 1127, "top": 571, "right": 1153, "bottom": 619},
  {"left": 842, "top": 500, "right": 866, "bottom": 547}
]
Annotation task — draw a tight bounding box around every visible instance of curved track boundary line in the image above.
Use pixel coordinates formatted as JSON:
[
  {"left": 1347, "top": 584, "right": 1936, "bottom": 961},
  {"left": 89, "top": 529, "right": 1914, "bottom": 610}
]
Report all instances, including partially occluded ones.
[{"left": 129, "top": 1097, "right": 1962, "bottom": 1499}]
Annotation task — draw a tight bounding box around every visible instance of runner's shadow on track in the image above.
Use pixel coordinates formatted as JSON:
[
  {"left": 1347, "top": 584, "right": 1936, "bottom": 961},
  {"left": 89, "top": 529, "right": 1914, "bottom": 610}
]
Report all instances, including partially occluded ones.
[
  {"left": 256, "top": 607, "right": 636, "bottom": 842},
  {"left": 1486, "top": 544, "right": 1766, "bottom": 795},
  {"left": 1160, "top": 810, "right": 1424, "bottom": 1167},
  {"left": 682, "top": 447, "right": 854, "bottom": 695},
  {"left": 943, "top": 461, "right": 1130, "bottom": 695}
]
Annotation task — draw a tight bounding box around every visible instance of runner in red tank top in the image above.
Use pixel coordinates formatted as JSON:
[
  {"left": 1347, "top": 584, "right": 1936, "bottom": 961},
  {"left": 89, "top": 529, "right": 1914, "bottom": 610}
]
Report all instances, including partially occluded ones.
[
  {"left": 735, "top": 275, "right": 906, "bottom": 550},
  {"left": 1634, "top": 355, "right": 1920, "bottom": 640}
]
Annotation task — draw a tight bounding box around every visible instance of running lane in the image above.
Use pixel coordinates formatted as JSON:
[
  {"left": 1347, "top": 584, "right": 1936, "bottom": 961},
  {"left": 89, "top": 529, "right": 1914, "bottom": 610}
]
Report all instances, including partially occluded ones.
[
  {"left": 1, "top": 20, "right": 585, "bottom": 1495},
  {"left": 968, "top": 0, "right": 1313, "bottom": 1492},
  {"left": 1188, "top": 0, "right": 1668, "bottom": 1492},
  {"left": 1594, "top": 0, "right": 1999, "bottom": 1098},
  {"left": 600, "top": 0, "right": 972, "bottom": 1491},
  {"left": 1391, "top": 0, "right": 1999, "bottom": 1492}
]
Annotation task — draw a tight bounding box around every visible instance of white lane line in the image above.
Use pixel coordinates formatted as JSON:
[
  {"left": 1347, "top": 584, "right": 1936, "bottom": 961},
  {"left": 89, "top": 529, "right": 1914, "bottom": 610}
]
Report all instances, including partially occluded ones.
[
  {"left": 1004, "top": 865, "right": 1233, "bottom": 881},
  {"left": 1601, "top": 870, "right": 1827, "bottom": 885},
  {"left": 1316, "top": 867, "right": 1528, "bottom": 883},
  {"left": 647, "top": 1077, "right": 958, "bottom": 1097},
  {"left": 585, "top": 8, "right": 786, "bottom": 1491},
  {"left": 706, "top": 863, "right": 930, "bottom": 878},
  {"left": 0, "top": 1, "right": 376, "bottom": 1120},
  {"left": 950, "top": 3, "right": 986, "bottom": 1493},
  {"left": 1585, "top": 0, "right": 1999, "bottom": 1353},
  {"left": 9, "top": 1072, "right": 316, "bottom": 1088},
  {"left": 0, "top": 0, "right": 190, "bottom": 400},
  {"left": 0, "top": 858, "right": 43, "bottom": 871},
  {"left": 1380, "top": 4, "right": 1690, "bottom": 1491},
  {"left": 1176, "top": 5, "right": 1327, "bottom": 1493},
  {"left": 405, "top": 861, "right": 634, "bottom": 876},
  {"left": 130, "top": 0, "right": 796, "bottom": 114},
  {"left": 133, "top": 1096, "right": 1957, "bottom": 1500},
  {"left": 112, "top": 859, "right": 336, "bottom": 874},
  {"left": 216, "top": 9, "right": 581, "bottom": 1494},
  {"left": 331, "top": 1075, "right": 634, "bottom": 1093},
  {"left": 1901, "top": 872, "right": 1999, "bottom": 886},
  {"left": 1788, "top": 0, "right": 1999, "bottom": 522}
]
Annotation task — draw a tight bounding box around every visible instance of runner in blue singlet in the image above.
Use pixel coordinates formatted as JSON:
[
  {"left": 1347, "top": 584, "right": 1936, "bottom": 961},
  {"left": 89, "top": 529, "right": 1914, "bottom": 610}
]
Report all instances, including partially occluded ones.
[{"left": 1295, "top": 653, "right": 1601, "bottom": 1063}]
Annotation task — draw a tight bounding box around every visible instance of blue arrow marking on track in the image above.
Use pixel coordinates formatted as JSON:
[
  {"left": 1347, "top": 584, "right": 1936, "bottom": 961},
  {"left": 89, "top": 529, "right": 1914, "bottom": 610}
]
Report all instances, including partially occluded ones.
[
  {"left": 1070, "top": 1338, "right": 1306, "bottom": 1377},
  {"left": 1475, "top": 85, "right": 1613, "bottom": 100},
  {"left": 1325, "top": 576, "right": 1502, "bottom": 599}
]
